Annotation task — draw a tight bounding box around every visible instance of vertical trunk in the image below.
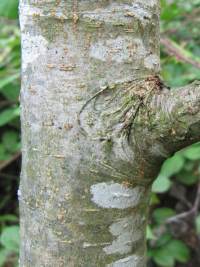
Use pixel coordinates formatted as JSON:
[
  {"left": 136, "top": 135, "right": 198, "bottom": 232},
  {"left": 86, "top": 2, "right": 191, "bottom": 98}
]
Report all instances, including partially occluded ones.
[{"left": 19, "top": 1, "right": 160, "bottom": 266}]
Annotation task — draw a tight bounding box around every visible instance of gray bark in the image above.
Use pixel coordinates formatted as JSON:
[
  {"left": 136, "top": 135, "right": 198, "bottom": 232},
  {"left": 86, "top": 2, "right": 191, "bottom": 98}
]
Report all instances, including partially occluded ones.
[{"left": 19, "top": 1, "right": 200, "bottom": 266}]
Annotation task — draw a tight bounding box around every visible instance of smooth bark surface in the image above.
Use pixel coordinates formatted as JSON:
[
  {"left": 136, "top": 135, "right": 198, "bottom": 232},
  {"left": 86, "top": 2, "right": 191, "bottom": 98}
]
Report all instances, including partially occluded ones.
[{"left": 19, "top": 1, "right": 200, "bottom": 266}]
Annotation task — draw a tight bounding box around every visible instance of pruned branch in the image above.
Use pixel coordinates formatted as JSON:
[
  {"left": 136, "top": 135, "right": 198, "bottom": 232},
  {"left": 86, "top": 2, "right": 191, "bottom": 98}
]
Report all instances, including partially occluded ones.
[{"left": 148, "top": 81, "right": 200, "bottom": 154}]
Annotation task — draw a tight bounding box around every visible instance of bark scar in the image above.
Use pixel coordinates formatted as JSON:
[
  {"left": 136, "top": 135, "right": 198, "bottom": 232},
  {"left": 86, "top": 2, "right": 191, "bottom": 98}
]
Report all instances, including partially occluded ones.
[{"left": 77, "top": 75, "right": 164, "bottom": 138}]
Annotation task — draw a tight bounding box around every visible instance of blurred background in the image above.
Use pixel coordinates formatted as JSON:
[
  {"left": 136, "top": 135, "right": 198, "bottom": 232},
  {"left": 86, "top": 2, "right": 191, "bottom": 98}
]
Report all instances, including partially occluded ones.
[{"left": 0, "top": 0, "right": 200, "bottom": 266}]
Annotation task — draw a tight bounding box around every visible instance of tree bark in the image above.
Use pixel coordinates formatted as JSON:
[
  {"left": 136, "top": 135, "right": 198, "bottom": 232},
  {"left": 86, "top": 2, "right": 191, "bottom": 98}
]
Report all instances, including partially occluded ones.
[{"left": 19, "top": 1, "right": 200, "bottom": 266}]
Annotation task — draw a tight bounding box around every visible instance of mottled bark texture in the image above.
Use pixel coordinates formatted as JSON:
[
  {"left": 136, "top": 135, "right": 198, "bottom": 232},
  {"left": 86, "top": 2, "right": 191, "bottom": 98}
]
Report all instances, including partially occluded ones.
[{"left": 19, "top": 1, "right": 200, "bottom": 266}]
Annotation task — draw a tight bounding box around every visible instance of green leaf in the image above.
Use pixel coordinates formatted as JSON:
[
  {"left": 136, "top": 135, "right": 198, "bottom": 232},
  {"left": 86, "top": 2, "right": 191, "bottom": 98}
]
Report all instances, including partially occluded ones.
[
  {"left": 0, "top": 215, "right": 18, "bottom": 223},
  {"left": 152, "top": 174, "right": 171, "bottom": 193},
  {"left": 0, "top": 73, "right": 19, "bottom": 91},
  {"left": 183, "top": 161, "right": 195, "bottom": 172},
  {"left": 153, "top": 208, "right": 176, "bottom": 224},
  {"left": 152, "top": 248, "right": 175, "bottom": 267},
  {"left": 156, "top": 233, "right": 172, "bottom": 248},
  {"left": 0, "top": 106, "right": 20, "bottom": 127},
  {"left": 160, "top": 154, "right": 184, "bottom": 178},
  {"left": 166, "top": 239, "right": 190, "bottom": 263},
  {"left": 176, "top": 170, "right": 199, "bottom": 185},
  {"left": 0, "top": 0, "right": 18, "bottom": 19},
  {"left": 151, "top": 238, "right": 190, "bottom": 266},
  {"left": 1, "top": 83, "right": 20, "bottom": 101},
  {"left": 150, "top": 193, "right": 160, "bottom": 205},
  {"left": 146, "top": 225, "right": 156, "bottom": 240},
  {"left": 161, "top": 2, "right": 179, "bottom": 21},
  {"left": 2, "top": 131, "right": 20, "bottom": 153},
  {"left": 182, "top": 144, "right": 200, "bottom": 160},
  {"left": 0, "top": 226, "right": 19, "bottom": 253}
]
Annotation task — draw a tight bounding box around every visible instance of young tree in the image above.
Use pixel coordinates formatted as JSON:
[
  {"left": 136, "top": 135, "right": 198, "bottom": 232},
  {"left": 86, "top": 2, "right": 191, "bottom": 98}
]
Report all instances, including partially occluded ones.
[{"left": 19, "top": 0, "right": 200, "bottom": 266}]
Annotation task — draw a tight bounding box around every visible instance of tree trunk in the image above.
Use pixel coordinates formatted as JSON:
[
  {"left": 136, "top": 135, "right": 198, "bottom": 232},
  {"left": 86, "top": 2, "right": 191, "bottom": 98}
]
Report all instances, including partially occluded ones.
[{"left": 19, "top": 1, "right": 200, "bottom": 266}]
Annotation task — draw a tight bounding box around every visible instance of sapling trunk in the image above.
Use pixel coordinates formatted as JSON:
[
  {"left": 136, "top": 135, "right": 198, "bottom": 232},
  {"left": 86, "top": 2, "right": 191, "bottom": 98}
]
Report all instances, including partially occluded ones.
[{"left": 19, "top": 1, "right": 200, "bottom": 266}]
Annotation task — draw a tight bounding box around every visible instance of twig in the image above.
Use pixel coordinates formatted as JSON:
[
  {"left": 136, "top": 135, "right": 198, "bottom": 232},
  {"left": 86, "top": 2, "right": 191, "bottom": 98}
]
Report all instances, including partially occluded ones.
[
  {"left": 167, "top": 180, "right": 200, "bottom": 224},
  {"left": 0, "top": 152, "right": 21, "bottom": 171},
  {"left": 161, "top": 38, "right": 200, "bottom": 69},
  {"left": 170, "top": 184, "right": 192, "bottom": 209},
  {"left": 0, "top": 172, "right": 18, "bottom": 180},
  {"left": 194, "top": 180, "right": 200, "bottom": 212},
  {"left": 0, "top": 100, "right": 17, "bottom": 109}
]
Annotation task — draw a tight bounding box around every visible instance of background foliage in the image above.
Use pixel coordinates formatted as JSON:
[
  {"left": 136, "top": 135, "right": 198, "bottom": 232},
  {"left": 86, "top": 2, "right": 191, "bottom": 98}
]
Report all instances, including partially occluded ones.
[{"left": 0, "top": 0, "right": 200, "bottom": 266}]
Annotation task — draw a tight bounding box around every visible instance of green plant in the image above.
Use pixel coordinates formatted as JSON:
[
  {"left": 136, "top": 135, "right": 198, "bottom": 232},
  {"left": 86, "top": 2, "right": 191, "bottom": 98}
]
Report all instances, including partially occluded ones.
[
  {"left": 1, "top": 0, "right": 200, "bottom": 266},
  {"left": 0, "top": 225, "right": 19, "bottom": 267},
  {"left": 148, "top": 1, "right": 200, "bottom": 266},
  {"left": 0, "top": 1, "right": 20, "bottom": 266},
  {"left": 148, "top": 234, "right": 190, "bottom": 267}
]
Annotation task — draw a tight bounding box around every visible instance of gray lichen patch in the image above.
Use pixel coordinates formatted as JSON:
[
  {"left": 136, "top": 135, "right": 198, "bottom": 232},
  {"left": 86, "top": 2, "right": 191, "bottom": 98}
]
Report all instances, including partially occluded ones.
[
  {"left": 107, "top": 255, "right": 145, "bottom": 267},
  {"left": 144, "top": 54, "right": 160, "bottom": 71},
  {"left": 103, "top": 215, "right": 143, "bottom": 255},
  {"left": 90, "top": 182, "right": 145, "bottom": 209},
  {"left": 21, "top": 33, "right": 48, "bottom": 70}
]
